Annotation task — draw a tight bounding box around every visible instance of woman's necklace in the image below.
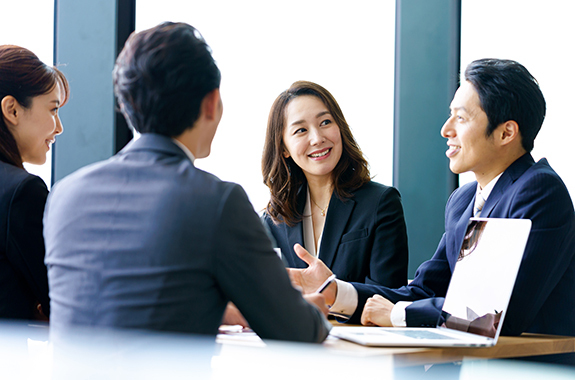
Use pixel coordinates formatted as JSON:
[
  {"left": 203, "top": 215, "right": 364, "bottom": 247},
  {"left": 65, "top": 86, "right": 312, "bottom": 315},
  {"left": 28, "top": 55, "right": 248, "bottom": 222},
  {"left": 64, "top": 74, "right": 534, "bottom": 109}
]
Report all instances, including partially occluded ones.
[{"left": 311, "top": 197, "right": 328, "bottom": 217}]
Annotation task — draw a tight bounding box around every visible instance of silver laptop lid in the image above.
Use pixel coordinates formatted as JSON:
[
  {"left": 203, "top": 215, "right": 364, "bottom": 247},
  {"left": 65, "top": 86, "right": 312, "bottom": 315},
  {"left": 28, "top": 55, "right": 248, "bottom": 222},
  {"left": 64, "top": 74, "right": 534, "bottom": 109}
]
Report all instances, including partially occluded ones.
[{"left": 439, "top": 218, "right": 532, "bottom": 340}]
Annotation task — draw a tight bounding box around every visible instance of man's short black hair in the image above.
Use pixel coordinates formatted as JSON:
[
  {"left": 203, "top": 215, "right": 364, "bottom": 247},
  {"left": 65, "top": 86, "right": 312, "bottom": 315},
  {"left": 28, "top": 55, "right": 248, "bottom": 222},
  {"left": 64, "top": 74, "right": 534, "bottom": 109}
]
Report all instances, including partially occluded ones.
[
  {"left": 113, "top": 22, "right": 221, "bottom": 137},
  {"left": 464, "top": 59, "right": 545, "bottom": 152}
]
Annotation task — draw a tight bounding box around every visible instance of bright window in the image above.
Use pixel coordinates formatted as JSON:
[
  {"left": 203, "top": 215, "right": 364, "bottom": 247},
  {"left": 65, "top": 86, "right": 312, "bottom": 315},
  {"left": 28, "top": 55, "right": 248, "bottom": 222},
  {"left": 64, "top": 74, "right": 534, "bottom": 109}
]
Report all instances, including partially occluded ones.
[
  {"left": 460, "top": 0, "right": 575, "bottom": 198},
  {"left": 136, "top": 0, "right": 396, "bottom": 211},
  {"left": 0, "top": 0, "right": 55, "bottom": 187}
]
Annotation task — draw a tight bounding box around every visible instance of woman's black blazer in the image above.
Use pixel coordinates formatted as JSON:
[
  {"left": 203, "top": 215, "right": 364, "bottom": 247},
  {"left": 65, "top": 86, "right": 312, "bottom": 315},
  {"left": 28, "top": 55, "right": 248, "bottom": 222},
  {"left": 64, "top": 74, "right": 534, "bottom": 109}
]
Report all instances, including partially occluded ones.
[
  {"left": 264, "top": 181, "right": 409, "bottom": 287},
  {"left": 0, "top": 161, "right": 50, "bottom": 319}
]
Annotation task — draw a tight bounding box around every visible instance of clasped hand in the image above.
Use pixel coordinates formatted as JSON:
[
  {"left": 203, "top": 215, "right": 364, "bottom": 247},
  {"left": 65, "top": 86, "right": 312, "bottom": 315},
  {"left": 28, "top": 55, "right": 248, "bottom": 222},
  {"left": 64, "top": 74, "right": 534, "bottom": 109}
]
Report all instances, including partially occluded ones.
[{"left": 361, "top": 294, "right": 394, "bottom": 327}]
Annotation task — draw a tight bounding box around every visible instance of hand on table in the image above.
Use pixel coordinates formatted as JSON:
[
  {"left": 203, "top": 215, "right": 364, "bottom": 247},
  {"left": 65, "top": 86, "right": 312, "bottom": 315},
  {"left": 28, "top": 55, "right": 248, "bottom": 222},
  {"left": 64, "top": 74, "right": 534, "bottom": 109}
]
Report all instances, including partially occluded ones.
[
  {"left": 361, "top": 294, "right": 394, "bottom": 327},
  {"left": 222, "top": 302, "right": 249, "bottom": 327}
]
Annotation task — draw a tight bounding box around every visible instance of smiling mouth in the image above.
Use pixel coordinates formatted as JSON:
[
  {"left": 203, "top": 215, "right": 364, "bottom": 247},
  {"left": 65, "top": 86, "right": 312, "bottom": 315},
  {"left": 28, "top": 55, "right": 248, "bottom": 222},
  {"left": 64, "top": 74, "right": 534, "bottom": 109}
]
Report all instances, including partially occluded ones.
[
  {"left": 446, "top": 145, "right": 461, "bottom": 158},
  {"left": 309, "top": 148, "right": 331, "bottom": 158}
]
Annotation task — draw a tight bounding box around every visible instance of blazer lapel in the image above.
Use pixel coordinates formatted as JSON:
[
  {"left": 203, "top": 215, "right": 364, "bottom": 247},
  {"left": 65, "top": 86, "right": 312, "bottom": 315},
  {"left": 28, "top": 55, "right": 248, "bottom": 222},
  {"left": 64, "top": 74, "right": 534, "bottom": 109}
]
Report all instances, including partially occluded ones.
[
  {"left": 447, "top": 154, "right": 535, "bottom": 271},
  {"left": 285, "top": 187, "right": 307, "bottom": 267},
  {"left": 481, "top": 174, "right": 510, "bottom": 218},
  {"left": 319, "top": 193, "right": 356, "bottom": 268}
]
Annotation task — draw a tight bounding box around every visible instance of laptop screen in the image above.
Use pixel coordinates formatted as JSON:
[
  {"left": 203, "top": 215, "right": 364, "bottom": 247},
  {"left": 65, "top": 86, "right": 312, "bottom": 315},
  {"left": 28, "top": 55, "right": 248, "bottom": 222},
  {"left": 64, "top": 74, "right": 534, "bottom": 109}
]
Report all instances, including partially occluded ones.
[{"left": 440, "top": 218, "right": 531, "bottom": 338}]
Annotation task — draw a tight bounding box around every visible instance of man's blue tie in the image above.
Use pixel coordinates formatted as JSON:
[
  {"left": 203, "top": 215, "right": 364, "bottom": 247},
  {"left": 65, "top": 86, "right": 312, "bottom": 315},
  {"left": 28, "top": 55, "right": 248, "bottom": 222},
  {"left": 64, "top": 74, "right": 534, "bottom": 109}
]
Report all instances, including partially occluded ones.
[{"left": 474, "top": 192, "right": 486, "bottom": 217}]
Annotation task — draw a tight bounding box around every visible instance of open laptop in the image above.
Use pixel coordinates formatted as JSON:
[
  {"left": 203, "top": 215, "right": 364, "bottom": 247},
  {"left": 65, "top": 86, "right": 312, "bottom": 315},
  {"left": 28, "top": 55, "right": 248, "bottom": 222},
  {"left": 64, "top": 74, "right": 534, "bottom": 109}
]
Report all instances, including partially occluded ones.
[{"left": 330, "top": 218, "right": 532, "bottom": 347}]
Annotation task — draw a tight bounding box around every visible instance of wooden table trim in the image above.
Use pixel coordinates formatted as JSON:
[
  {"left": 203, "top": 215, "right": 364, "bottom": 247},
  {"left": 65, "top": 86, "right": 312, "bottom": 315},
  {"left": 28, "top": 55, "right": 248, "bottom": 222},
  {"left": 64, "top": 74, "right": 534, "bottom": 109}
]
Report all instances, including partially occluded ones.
[{"left": 323, "top": 330, "right": 575, "bottom": 367}]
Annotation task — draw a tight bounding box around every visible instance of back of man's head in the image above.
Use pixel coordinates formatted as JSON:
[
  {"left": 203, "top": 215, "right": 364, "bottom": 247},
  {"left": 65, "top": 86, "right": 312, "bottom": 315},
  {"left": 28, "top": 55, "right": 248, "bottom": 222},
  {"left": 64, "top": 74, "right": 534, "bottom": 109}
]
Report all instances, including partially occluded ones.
[
  {"left": 464, "top": 59, "right": 545, "bottom": 152},
  {"left": 113, "top": 22, "right": 221, "bottom": 137}
]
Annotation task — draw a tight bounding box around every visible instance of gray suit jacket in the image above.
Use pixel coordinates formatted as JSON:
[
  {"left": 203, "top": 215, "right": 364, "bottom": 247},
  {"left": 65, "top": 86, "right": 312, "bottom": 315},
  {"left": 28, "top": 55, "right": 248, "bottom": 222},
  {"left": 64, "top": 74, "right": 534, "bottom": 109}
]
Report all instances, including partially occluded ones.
[{"left": 44, "top": 134, "right": 329, "bottom": 342}]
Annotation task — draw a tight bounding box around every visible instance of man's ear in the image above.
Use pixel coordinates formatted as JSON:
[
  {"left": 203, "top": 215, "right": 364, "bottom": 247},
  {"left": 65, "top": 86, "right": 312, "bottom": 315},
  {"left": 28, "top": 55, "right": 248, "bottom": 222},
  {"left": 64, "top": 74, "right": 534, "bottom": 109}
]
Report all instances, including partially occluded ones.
[
  {"left": 201, "top": 88, "right": 221, "bottom": 121},
  {"left": 497, "top": 120, "right": 520, "bottom": 146},
  {"left": 1, "top": 95, "right": 20, "bottom": 126}
]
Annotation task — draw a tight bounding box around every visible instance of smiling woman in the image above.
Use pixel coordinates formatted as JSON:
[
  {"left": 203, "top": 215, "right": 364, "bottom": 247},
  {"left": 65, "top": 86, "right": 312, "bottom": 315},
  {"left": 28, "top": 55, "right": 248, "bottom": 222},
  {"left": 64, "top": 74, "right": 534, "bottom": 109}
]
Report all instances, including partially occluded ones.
[
  {"left": 0, "top": 45, "right": 69, "bottom": 320},
  {"left": 262, "top": 81, "right": 409, "bottom": 290},
  {"left": 135, "top": 1, "right": 395, "bottom": 212},
  {"left": 0, "top": 0, "right": 56, "bottom": 185},
  {"left": 4, "top": 84, "right": 65, "bottom": 165},
  {"left": 283, "top": 96, "right": 344, "bottom": 192}
]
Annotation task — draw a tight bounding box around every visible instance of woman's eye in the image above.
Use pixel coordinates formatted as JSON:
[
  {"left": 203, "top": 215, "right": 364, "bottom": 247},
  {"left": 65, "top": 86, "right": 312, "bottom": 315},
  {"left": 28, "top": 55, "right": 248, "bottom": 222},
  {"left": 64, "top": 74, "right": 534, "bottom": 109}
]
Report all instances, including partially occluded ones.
[
  {"left": 294, "top": 128, "right": 306, "bottom": 135},
  {"left": 320, "top": 119, "right": 332, "bottom": 126}
]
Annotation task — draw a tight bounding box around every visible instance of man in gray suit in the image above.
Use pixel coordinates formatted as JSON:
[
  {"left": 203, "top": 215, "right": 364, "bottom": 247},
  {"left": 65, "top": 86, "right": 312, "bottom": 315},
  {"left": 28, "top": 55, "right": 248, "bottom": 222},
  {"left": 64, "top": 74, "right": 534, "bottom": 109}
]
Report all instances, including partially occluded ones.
[{"left": 43, "top": 22, "right": 330, "bottom": 343}]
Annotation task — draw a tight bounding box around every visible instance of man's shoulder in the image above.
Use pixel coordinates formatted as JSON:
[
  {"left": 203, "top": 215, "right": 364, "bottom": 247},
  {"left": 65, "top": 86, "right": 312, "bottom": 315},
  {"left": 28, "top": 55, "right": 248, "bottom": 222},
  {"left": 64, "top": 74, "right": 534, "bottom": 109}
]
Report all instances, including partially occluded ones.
[
  {"left": 485, "top": 156, "right": 575, "bottom": 225},
  {"left": 506, "top": 157, "right": 570, "bottom": 200},
  {"left": 174, "top": 164, "right": 244, "bottom": 201},
  {"left": 54, "top": 153, "right": 241, "bottom": 198},
  {"left": 522, "top": 157, "right": 565, "bottom": 183},
  {"left": 515, "top": 158, "right": 573, "bottom": 207},
  {"left": 50, "top": 156, "right": 116, "bottom": 195}
]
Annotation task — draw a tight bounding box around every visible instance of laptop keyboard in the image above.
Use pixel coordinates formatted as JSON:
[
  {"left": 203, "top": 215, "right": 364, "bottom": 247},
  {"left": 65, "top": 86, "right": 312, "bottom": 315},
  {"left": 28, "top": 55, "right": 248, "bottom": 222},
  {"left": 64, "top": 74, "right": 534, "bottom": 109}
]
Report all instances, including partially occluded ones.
[{"left": 387, "top": 329, "right": 453, "bottom": 340}]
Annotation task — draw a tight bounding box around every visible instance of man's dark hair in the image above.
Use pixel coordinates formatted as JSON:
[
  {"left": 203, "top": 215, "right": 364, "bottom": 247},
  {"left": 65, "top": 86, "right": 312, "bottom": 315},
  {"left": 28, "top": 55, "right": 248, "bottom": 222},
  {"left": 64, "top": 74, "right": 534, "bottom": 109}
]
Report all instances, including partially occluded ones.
[
  {"left": 464, "top": 59, "right": 545, "bottom": 152},
  {"left": 113, "top": 22, "right": 221, "bottom": 137}
]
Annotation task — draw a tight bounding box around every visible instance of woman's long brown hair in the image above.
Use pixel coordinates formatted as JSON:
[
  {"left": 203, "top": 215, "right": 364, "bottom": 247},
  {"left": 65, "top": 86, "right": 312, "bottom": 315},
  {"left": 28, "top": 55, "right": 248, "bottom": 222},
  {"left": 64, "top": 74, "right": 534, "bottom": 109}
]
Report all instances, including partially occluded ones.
[{"left": 262, "top": 81, "right": 370, "bottom": 226}]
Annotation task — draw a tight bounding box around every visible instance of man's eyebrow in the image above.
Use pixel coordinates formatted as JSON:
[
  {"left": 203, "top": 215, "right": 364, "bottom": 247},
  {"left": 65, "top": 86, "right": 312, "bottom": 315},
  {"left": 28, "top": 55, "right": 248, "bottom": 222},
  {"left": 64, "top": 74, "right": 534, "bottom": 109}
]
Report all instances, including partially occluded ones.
[{"left": 451, "top": 106, "right": 468, "bottom": 113}]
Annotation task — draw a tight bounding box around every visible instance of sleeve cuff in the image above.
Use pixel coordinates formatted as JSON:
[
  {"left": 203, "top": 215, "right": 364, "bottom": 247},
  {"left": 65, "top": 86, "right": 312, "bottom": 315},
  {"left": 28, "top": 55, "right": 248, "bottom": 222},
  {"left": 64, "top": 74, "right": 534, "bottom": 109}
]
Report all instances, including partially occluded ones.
[
  {"left": 390, "top": 301, "right": 412, "bottom": 327},
  {"left": 328, "top": 279, "right": 358, "bottom": 319}
]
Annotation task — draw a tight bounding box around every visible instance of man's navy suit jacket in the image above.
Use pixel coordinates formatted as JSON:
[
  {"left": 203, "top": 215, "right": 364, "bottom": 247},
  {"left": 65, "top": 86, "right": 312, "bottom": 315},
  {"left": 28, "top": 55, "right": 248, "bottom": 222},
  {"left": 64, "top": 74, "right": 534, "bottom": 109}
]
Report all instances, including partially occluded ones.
[
  {"left": 349, "top": 154, "right": 575, "bottom": 336},
  {"left": 264, "top": 181, "right": 408, "bottom": 288},
  {"left": 44, "top": 134, "right": 329, "bottom": 342}
]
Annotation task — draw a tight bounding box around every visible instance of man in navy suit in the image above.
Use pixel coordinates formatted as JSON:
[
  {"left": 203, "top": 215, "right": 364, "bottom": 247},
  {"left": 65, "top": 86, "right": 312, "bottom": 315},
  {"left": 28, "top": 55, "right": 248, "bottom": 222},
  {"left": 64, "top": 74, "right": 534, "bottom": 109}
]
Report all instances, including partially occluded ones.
[
  {"left": 43, "top": 22, "right": 330, "bottom": 342},
  {"left": 289, "top": 59, "right": 575, "bottom": 339}
]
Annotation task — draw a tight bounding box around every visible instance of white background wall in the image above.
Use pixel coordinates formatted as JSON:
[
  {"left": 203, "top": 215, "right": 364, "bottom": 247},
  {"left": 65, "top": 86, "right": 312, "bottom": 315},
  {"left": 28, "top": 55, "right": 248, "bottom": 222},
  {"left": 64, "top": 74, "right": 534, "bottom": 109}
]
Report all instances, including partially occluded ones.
[
  {"left": 0, "top": 0, "right": 55, "bottom": 187},
  {"left": 136, "top": 0, "right": 396, "bottom": 211},
  {"left": 459, "top": 0, "right": 575, "bottom": 197},
  {"left": 3, "top": 1, "right": 574, "bottom": 202}
]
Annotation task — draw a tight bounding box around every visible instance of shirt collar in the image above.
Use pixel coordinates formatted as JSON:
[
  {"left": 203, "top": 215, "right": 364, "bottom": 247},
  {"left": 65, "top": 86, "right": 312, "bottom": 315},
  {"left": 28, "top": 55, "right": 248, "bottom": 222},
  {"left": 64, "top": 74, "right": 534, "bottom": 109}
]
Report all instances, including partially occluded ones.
[
  {"left": 171, "top": 138, "right": 195, "bottom": 163},
  {"left": 476, "top": 172, "right": 502, "bottom": 201}
]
